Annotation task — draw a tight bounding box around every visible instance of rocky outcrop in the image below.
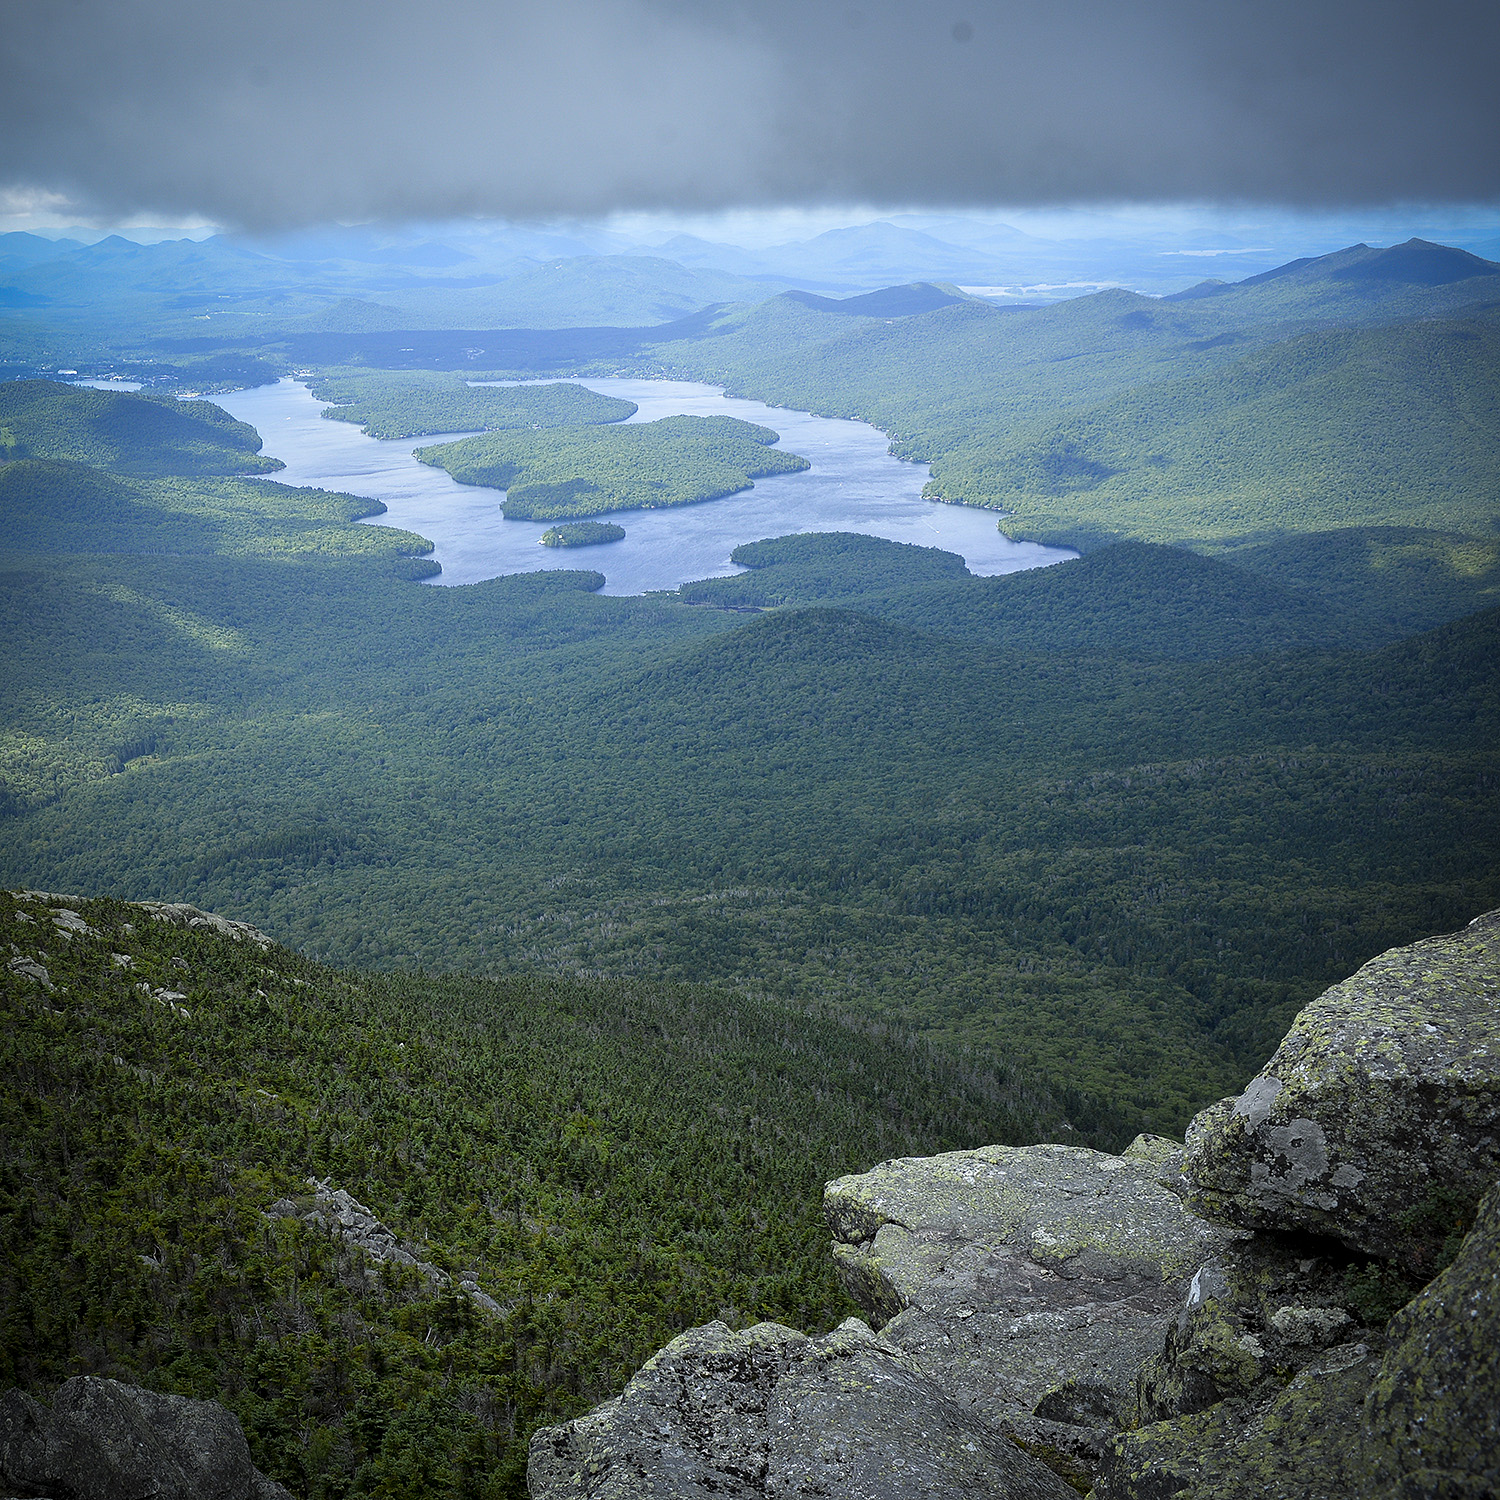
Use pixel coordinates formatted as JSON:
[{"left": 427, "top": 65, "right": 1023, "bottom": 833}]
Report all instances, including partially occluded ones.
[
  {"left": 823, "top": 1137, "right": 1234, "bottom": 1432},
  {"left": 1183, "top": 908, "right": 1500, "bottom": 1272},
  {"left": 528, "top": 1317, "right": 1075, "bottom": 1500},
  {"left": 0, "top": 1375, "right": 292, "bottom": 1500},
  {"left": 267, "top": 1178, "right": 505, "bottom": 1316},
  {"left": 139, "top": 901, "right": 275, "bottom": 949},
  {"left": 529, "top": 911, "right": 1500, "bottom": 1499},
  {"left": 1095, "top": 1179, "right": 1500, "bottom": 1499}
]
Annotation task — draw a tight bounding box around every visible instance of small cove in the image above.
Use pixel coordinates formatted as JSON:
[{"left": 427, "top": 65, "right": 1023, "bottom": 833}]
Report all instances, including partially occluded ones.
[{"left": 215, "top": 377, "right": 1075, "bottom": 594}]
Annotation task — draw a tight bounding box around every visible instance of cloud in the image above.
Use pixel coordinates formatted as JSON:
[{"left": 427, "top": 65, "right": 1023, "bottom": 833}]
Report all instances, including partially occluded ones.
[{"left": 2, "top": 0, "right": 1496, "bottom": 228}]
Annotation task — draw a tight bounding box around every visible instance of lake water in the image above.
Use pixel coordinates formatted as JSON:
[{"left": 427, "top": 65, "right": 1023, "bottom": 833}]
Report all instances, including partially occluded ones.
[{"left": 215, "top": 377, "right": 1074, "bottom": 595}]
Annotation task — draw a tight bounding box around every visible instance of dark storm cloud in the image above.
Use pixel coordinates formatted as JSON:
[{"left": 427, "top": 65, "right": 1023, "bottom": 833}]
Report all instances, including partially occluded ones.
[{"left": 2, "top": 0, "right": 1496, "bottom": 227}]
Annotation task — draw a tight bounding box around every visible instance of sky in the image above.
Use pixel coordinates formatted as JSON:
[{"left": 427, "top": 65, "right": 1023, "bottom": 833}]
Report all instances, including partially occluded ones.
[{"left": 2, "top": 0, "right": 1498, "bottom": 235}]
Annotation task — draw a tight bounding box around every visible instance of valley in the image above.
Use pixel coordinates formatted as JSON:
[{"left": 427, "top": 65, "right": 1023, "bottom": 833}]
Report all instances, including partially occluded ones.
[{"left": 4, "top": 232, "right": 1500, "bottom": 1498}]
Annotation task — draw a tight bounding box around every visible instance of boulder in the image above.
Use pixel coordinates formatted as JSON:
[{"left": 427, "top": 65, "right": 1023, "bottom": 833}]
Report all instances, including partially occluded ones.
[
  {"left": 527, "top": 1317, "right": 1075, "bottom": 1500},
  {"left": 1135, "top": 1230, "right": 1370, "bottom": 1425},
  {"left": 1093, "top": 1338, "right": 1380, "bottom": 1500},
  {"left": 1363, "top": 1177, "right": 1500, "bottom": 1494},
  {"left": 823, "top": 1140, "right": 1234, "bottom": 1429},
  {"left": 1093, "top": 1179, "right": 1500, "bottom": 1499},
  {"left": 0, "top": 1376, "right": 292, "bottom": 1500},
  {"left": 1182, "top": 908, "right": 1500, "bottom": 1272}
]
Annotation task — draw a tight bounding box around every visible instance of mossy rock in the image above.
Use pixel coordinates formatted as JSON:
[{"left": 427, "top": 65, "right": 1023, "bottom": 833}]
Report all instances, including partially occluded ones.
[
  {"left": 823, "top": 1143, "right": 1233, "bottom": 1430},
  {"left": 528, "top": 1317, "right": 1075, "bottom": 1500},
  {"left": 1183, "top": 909, "right": 1500, "bottom": 1273}
]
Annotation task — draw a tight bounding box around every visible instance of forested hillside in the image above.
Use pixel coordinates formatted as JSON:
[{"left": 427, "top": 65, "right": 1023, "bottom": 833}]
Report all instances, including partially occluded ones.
[
  {"left": 309, "top": 373, "right": 636, "bottom": 440},
  {"left": 0, "top": 381, "right": 284, "bottom": 477},
  {"left": 642, "top": 241, "right": 1500, "bottom": 549},
  {"left": 4, "top": 387, "right": 1498, "bottom": 1131},
  {"left": 418, "top": 414, "right": 809, "bottom": 519},
  {"left": 3, "top": 890, "right": 1052, "bottom": 1497}
]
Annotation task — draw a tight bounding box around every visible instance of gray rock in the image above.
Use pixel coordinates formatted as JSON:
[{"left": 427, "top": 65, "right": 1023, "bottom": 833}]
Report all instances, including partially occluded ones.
[
  {"left": 1182, "top": 908, "right": 1500, "bottom": 1271},
  {"left": 6, "top": 956, "right": 53, "bottom": 991},
  {"left": 528, "top": 1320, "right": 809, "bottom": 1498},
  {"left": 0, "top": 1387, "right": 131, "bottom": 1500},
  {"left": 528, "top": 1317, "right": 1074, "bottom": 1500},
  {"left": 271, "top": 1179, "right": 502, "bottom": 1314},
  {"left": 139, "top": 902, "right": 274, "bottom": 949},
  {"left": 0, "top": 1376, "right": 292, "bottom": 1500},
  {"left": 1363, "top": 1176, "right": 1500, "bottom": 1494},
  {"left": 824, "top": 1141, "right": 1234, "bottom": 1428},
  {"left": 1135, "top": 1231, "right": 1375, "bottom": 1426},
  {"left": 1093, "top": 1182, "right": 1500, "bottom": 1499}
]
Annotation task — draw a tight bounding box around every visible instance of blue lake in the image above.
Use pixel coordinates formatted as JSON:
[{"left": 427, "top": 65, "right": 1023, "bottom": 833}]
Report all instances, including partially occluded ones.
[{"left": 216, "top": 377, "right": 1075, "bottom": 594}]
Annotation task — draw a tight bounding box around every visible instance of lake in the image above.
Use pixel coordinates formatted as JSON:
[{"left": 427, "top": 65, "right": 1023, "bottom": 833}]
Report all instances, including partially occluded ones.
[{"left": 215, "top": 377, "right": 1074, "bottom": 595}]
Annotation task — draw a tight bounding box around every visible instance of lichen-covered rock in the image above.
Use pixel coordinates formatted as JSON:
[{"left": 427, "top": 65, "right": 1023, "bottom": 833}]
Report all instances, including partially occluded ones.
[
  {"left": 1183, "top": 908, "right": 1500, "bottom": 1271},
  {"left": 0, "top": 1376, "right": 292, "bottom": 1500},
  {"left": 823, "top": 1142, "right": 1233, "bottom": 1428},
  {"left": 1363, "top": 1177, "right": 1500, "bottom": 1495},
  {"left": 1091, "top": 1180, "right": 1500, "bottom": 1499},
  {"left": 526, "top": 1317, "right": 1075, "bottom": 1499},
  {"left": 529, "top": 1320, "right": 805, "bottom": 1498},
  {"left": 1136, "top": 1232, "right": 1370, "bottom": 1424},
  {"left": 1093, "top": 1340, "right": 1379, "bottom": 1500}
]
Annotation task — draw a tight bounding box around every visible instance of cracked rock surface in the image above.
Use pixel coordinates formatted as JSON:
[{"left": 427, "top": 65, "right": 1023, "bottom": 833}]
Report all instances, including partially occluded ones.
[
  {"left": 824, "top": 1137, "right": 1234, "bottom": 1429},
  {"left": 0, "top": 1375, "right": 292, "bottom": 1500},
  {"left": 527, "top": 1317, "right": 1075, "bottom": 1500}
]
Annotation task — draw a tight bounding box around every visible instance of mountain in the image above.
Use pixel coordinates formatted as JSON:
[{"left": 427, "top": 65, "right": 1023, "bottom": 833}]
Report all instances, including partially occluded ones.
[
  {"left": 1229, "top": 237, "right": 1500, "bottom": 291},
  {"left": 645, "top": 241, "right": 1500, "bottom": 549},
  {"left": 0, "top": 232, "right": 86, "bottom": 272},
  {"left": 781, "top": 282, "right": 976, "bottom": 317}
]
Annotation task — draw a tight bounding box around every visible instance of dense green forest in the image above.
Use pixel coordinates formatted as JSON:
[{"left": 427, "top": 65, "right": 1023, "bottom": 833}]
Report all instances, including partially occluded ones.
[
  {"left": 417, "top": 414, "right": 809, "bottom": 519},
  {"left": 309, "top": 372, "right": 636, "bottom": 440},
  {"left": 539, "top": 522, "right": 625, "bottom": 548},
  {"left": 0, "top": 455, "right": 435, "bottom": 571},
  {"left": 0, "top": 380, "right": 284, "bottom": 477},
  {"left": 3, "top": 389, "right": 1498, "bottom": 1127},
  {"left": 638, "top": 240, "right": 1500, "bottom": 549},
  {"left": 2, "top": 890, "right": 1054, "bottom": 1496}
]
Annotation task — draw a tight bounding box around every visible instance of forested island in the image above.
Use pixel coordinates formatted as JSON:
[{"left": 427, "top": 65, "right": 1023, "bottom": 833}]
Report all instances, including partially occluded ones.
[
  {"left": 417, "top": 413, "right": 810, "bottom": 519},
  {"left": 540, "top": 521, "right": 625, "bottom": 547},
  {"left": 310, "top": 371, "right": 636, "bottom": 439}
]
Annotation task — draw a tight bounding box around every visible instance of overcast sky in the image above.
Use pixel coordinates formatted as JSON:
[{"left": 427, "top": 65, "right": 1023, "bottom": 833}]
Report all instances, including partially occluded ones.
[{"left": 3, "top": 0, "right": 1497, "bottom": 230}]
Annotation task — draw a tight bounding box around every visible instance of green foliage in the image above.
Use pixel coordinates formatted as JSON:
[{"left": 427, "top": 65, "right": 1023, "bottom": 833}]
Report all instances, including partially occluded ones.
[
  {"left": 1224, "top": 526, "right": 1500, "bottom": 639},
  {"left": 0, "top": 458, "right": 434, "bottom": 569},
  {"left": 0, "top": 889, "right": 1056, "bottom": 1497},
  {"left": 540, "top": 522, "right": 625, "bottom": 548},
  {"left": 751, "top": 538, "right": 1376, "bottom": 660},
  {"left": 3, "top": 534, "right": 1497, "bottom": 1134},
  {"left": 931, "top": 315, "right": 1500, "bottom": 547},
  {"left": 677, "top": 531, "right": 969, "bottom": 609},
  {"left": 0, "top": 381, "right": 283, "bottom": 477},
  {"left": 418, "top": 415, "right": 809, "bottom": 520},
  {"left": 309, "top": 372, "right": 636, "bottom": 440},
  {"left": 644, "top": 263, "right": 1500, "bottom": 551}
]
